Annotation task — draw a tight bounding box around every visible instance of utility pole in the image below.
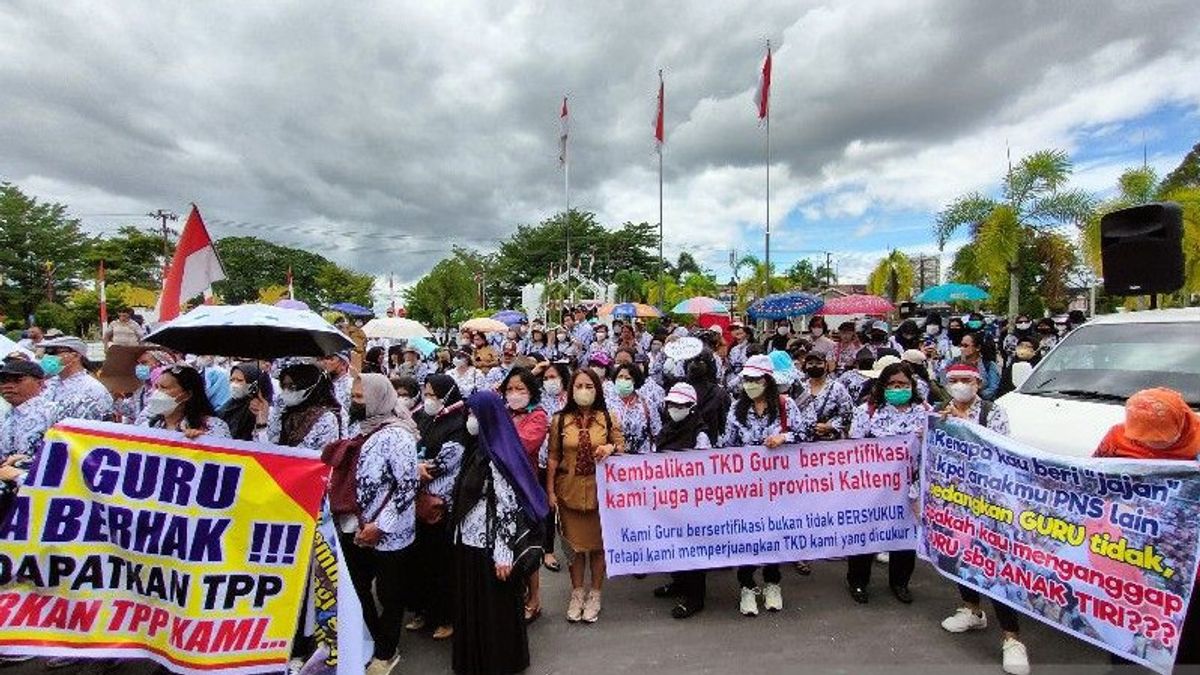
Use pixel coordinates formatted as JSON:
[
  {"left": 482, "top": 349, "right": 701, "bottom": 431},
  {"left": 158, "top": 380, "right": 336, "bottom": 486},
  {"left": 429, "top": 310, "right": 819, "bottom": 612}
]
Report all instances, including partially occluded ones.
[
  {"left": 148, "top": 209, "right": 178, "bottom": 277},
  {"left": 825, "top": 251, "right": 833, "bottom": 288}
]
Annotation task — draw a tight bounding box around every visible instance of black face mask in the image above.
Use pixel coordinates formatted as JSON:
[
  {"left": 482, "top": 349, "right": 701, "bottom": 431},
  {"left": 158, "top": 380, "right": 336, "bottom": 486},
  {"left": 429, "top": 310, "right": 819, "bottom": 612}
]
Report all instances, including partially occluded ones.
[
  {"left": 804, "top": 366, "right": 826, "bottom": 379},
  {"left": 686, "top": 362, "right": 708, "bottom": 382},
  {"left": 349, "top": 402, "right": 367, "bottom": 423}
]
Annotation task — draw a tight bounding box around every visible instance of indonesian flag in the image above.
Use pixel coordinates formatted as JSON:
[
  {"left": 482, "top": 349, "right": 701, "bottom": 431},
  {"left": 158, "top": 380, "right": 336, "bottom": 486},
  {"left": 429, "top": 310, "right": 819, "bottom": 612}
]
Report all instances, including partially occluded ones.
[
  {"left": 156, "top": 204, "right": 226, "bottom": 321},
  {"left": 559, "top": 97, "right": 569, "bottom": 166},
  {"left": 654, "top": 70, "right": 665, "bottom": 151},
  {"left": 98, "top": 260, "right": 108, "bottom": 327},
  {"left": 754, "top": 43, "right": 772, "bottom": 120}
]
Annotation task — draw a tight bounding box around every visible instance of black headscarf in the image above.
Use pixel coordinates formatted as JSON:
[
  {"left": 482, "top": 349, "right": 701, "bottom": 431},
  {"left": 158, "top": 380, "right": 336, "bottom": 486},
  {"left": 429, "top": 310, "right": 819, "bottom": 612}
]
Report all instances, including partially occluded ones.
[
  {"left": 220, "top": 362, "right": 274, "bottom": 441},
  {"left": 685, "top": 349, "right": 731, "bottom": 441},
  {"left": 656, "top": 407, "right": 710, "bottom": 451},
  {"left": 895, "top": 320, "right": 921, "bottom": 351},
  {"left": 414, "top": 374, "right": 467, "bottom": 460}
]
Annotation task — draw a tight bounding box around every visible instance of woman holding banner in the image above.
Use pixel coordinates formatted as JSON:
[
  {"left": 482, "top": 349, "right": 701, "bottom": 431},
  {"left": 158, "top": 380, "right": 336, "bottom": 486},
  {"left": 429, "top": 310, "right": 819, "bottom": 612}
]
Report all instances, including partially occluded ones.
[
  {"left": 653, "top": 382, "right": 714, "bottom": 619},
  {"left": 845, "top": 361, "right": 929, "bottom": 606},
  {"left": 451, "top": 391, "right": 549, "bottom": 675},
  {"left": 1093, "top": 387, "right": 1200, "bottom": 667},
  {"left": 547, "top": 368, "right": 624, "bottom": 624},
  {"left": 138, "top": 364, "right": 230, "bottom": 439},
  {"left": 936, "top": 364, "right": 1029, "bottom": 675},
  {"left": 720, "top": 354, "right": 802, "bottom": 617}
]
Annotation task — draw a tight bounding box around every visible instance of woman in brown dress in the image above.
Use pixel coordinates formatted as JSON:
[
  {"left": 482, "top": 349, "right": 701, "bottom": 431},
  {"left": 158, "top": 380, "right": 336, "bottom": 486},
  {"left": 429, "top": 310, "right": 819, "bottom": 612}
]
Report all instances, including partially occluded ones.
[{"left": 546, "top": 368, "right": 624, "bottom": 624}]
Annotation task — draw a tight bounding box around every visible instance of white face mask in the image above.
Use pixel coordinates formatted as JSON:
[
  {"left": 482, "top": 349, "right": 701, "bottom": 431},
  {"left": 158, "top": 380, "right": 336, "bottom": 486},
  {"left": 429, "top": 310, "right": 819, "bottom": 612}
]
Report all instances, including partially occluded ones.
[
  {"left": 229, "top": 382, "right": 250, "bottom": 400},
  {"left": 811, "top": 327, "right": 824, "bottom": 337},
  {"left": 506, "top": 391, "right": 530, "bottom": 410},
  {"left": 277, "top": 387, "right": 310, "bottom": 408},
  {"left": 573, "top": 387, "right": 596, "bottom": 408},
  {"left": 423, "top": 397, "right": 444, "bottom": 417},
  {"left": 542, "top": 379, "right": 562, "bottom": 397},
  {"left": 742, "top": 381, "right": 766, "bottom": 399},
  {"left": 145, "top": 389, "right": 180, "bottom": 417},
  {"left": 667, "top": 406, "right": 691, "bottom": 422},
  {"left": 777, "top": 326, "right": 790, "bottom": 336},
  {"left": 1016, "top": 322, "right": 1032, "bottom": 331},
  {"left": 465, "top": 415, "right": 479, "bottom": 436},
  {"left": 397, "top": 395, "right": 414, "bottom": 410},
  {"left": 453, "top": 357, "right": 468, "bottom": 368},
  {"left": 925, "top": 324, "right": 940, "bottom": 336},
  {"left": 948, "top": 382, "right": 978, "bottom": 404}
]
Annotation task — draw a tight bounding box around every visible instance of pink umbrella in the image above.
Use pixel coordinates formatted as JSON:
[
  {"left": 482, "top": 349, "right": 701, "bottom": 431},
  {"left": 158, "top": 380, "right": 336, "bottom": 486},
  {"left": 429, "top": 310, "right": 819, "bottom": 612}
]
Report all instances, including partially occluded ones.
[
  {"left": 817, "top": 294, "right": 894, "bottom": 316},
  {"left": 275, "top": 298, "right": 311, "bottom": 311}
]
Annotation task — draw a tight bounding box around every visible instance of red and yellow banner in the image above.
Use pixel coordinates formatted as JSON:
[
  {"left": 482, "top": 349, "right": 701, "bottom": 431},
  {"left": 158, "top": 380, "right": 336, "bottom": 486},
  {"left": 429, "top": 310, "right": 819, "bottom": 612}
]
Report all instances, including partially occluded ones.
[{"left": 0, "top": 420, "right": 328, "bottom": 674}]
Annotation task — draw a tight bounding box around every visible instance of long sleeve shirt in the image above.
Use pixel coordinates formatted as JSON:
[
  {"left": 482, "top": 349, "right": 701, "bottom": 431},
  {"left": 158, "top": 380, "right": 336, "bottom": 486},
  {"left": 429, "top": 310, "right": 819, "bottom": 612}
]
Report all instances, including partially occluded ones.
[{"left": 355, "top": 426, "right": 420, "bottom": 551}]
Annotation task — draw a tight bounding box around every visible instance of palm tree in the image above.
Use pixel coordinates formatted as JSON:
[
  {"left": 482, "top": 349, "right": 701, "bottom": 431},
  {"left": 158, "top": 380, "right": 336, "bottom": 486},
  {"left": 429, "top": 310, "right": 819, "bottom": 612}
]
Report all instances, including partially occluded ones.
[
  {"left": 866, "top": 250, "right": 915, "bottom": 302},
  {"left": 1082, "top": 166, "right": 1200, "bottom": 296},
  {"left": 935, "top": 149, "right": 1094, "bottom": 320},
  {"left": 613, "top": 270, "right": 647, "bottom": 303}
]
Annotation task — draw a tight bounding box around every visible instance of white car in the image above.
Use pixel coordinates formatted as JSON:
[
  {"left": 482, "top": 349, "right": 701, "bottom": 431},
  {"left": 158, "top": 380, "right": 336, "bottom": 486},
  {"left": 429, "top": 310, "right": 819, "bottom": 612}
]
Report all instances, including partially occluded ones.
[{"left": 998, "top": 307, "right": 1200, "bottom": 457}]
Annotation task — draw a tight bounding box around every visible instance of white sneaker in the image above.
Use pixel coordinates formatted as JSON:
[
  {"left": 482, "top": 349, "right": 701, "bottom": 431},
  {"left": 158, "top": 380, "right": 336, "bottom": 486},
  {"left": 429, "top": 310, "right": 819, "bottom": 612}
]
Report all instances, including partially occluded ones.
[
  {"left": 1002, "top": 638, "right": 1031, "bottom": 675},
  {"left": 287, "top": 657, "right": 304, "bottom": 675},
  {"left": 739, "top": 587, "right": 759, "bottom": 616},
  {"left": 366, "top": 655, "right": 400, "bottom": 675},
  {"left": 941, "top": 607, "right": 988, "bottom": 633},
  {"left": 875, "top": 552, "right": 890, "bottom": 564},
  {"left": 763, "top": 583, "right": 783, "bottom": 612}
]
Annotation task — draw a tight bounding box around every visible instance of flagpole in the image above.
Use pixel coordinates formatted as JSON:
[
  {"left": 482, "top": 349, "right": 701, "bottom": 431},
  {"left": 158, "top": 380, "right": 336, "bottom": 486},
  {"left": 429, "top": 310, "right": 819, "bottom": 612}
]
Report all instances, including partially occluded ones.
[
  {"left": 764, "top": 40, "right": 771, "bottom": 297},
  {"left": 657, "top": 70, "right": 665, "bottom": 311}
]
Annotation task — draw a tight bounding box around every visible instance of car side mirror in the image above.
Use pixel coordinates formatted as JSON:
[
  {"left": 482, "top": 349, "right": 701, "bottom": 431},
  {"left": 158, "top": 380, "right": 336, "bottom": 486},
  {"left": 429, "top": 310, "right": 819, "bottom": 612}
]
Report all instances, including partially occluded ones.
[{"left": 1011, "top": 361, "right": 1033, "bottom": 389}]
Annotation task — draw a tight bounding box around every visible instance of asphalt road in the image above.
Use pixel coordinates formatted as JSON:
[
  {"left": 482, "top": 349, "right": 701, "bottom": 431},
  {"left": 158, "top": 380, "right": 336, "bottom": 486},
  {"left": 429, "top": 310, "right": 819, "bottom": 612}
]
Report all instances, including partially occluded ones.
[{"left": 4, "top": 557, "right": 1175, "bottom": 675}]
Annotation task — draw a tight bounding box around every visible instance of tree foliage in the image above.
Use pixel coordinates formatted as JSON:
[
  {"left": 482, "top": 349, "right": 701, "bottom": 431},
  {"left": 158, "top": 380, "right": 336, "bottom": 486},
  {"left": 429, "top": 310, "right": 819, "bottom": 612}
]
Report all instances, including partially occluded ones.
[
  {"left": 404, "top": 254, "right": 478, "bottom": 329},
  {"left": 934, "top": 149, "right": 1094, "bottom": 317},
  {"left": 85, "top": 225, "right": 169, "bottom": 288},
  {"left": 866, "top": 250, "right": 915, "bottom": 302},
  {"left": 0, "top": 183, "right": 95, "bottom": 317},
  {"left": 212, "top": 236, "right": 373, "bottom": 308}
]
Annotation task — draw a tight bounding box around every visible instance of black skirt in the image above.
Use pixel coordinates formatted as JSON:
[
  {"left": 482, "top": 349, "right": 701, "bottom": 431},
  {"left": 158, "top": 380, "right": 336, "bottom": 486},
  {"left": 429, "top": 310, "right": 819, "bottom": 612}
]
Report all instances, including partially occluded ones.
[{"left": 452, "top": 544, "right": 530, "bottom": 675}]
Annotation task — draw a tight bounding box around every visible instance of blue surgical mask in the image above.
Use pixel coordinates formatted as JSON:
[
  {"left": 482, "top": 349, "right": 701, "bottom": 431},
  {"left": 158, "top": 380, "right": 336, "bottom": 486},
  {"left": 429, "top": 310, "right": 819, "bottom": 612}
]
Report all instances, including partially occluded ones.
[
  {"left": 40, "top": 355, "right": 64, "bottom": 377},
  {"left": 135, "top": 364, "right": 152, "bottom": 382}
]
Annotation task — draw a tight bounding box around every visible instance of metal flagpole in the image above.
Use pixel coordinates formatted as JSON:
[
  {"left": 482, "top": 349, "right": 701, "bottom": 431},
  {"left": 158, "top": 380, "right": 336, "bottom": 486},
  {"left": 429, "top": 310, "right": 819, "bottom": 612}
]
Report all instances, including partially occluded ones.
[
  {"left": 658, "top": 70, "right": 665, "bottom": 311},
  {"left": 764, "top": 40, "right": 771, "bottom": 297}
]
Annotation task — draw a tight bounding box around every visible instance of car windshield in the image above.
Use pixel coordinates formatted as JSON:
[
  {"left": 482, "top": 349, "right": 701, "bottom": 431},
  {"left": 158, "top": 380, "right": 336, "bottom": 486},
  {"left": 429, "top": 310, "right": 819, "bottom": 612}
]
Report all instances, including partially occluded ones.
[{"left": 1019, "top": 322, "right": 1200, "bottom": 409}]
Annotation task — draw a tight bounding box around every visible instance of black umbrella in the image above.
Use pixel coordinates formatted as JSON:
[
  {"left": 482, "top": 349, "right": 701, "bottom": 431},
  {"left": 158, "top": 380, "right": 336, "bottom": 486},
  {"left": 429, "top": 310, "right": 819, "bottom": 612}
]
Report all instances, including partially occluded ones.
[{"left": 144, "top": 304, "right": 354, "bottom": 360}]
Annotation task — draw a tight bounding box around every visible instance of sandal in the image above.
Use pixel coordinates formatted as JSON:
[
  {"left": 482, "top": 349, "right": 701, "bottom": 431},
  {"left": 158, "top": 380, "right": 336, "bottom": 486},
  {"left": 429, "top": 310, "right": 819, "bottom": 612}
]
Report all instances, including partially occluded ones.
[
  {"left": 404, "top": 615, "right": 427, "bottom": 631},
  {"left": 542, "top": 555, "right": 562, "bottom": 573},
  {"left": 794, "top": 561, "right": 812, "bottom": 576},
  {"left": 432, "top": 625, "right": 454, "bottom": 640},
  {"left": 524, "top": 605, "right": 542, "bottom": 624},
  {"left": 671, "top": 601, "right": 704, "bottom": 619}
]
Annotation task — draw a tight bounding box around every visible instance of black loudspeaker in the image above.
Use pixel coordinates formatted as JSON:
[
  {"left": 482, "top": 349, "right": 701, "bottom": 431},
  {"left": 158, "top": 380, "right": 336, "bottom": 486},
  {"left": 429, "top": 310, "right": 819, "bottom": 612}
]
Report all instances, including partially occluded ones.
[{"left": 1100, "top": 202, "right": 1184, "bottom": 296}]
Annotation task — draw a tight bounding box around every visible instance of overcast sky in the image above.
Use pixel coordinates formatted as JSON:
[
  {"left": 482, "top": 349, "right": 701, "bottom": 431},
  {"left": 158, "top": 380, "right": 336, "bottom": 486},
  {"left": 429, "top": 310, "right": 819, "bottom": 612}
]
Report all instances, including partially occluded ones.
[{"left": 3, "top": 1, "right": 1199, "bottom": 298}]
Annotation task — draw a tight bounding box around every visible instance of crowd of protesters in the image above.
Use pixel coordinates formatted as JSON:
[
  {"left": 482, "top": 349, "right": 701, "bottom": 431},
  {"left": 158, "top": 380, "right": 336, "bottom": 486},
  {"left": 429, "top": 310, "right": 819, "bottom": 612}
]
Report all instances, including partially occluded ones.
[{"left": 1, "top": 303, "right": 1196, "bottom": 675}]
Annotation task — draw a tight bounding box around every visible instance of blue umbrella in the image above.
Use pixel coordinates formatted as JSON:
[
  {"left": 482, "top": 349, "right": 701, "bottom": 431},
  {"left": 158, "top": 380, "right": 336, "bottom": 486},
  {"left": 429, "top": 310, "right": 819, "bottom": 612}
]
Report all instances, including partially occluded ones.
[
  {"left": 747, "top": 291, "right": 824, "bottom": 320},
  {"left": 491, "top": 310, "right": 526, "bottom": 326},
  {"left": 914, "top": 283, "right": 989, "bottom": 304},
  {"left": 330, "top": 301, "right": 374, "bottom": 317},
  {"left": 406, "top": 336, "right": 438, "bottom": 357}
]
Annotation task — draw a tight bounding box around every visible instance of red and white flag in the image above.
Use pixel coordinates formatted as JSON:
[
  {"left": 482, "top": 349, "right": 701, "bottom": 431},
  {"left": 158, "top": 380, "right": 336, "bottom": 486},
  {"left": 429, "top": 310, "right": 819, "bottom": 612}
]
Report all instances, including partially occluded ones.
[
  {"left": 286, "top": 266, "right": 295, "bottom": 300},
  {"left": 754, "top": 43, "right": 772, "bottom": 121},
  {"left": 98, "top": 260, "right": 108, "bottom": 327},
  {"left": 654, "top": 70, "right": 665, "bottom": 151},
  {"left": 156, "top": 204, "right": 226, "bottom": 321},
  {"left": 559, "top": 97, "right": 569, "bottom": 166}
]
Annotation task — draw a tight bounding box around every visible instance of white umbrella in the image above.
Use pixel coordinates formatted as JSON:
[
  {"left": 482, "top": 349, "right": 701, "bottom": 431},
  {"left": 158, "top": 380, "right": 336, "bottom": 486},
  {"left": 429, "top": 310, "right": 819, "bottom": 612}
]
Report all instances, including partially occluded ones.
[
  {"left": 362, "top": 317, "right": 434, "bottom": 340},
  {"left": 461, "top": 317, "right": 509, "bottom": 333},
  {"left": 0, "top": 335, "right": 33, "bottom": 359},
  {"left": 144, "top": 303, "right": 353, "bottom": 359}
]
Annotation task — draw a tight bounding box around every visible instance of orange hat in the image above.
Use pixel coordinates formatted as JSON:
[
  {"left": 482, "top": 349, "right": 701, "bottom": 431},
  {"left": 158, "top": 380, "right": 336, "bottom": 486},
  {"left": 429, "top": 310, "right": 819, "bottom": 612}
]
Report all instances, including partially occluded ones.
[{"left": 1125, "top": 388, "right": 1193, "bottom": 448}]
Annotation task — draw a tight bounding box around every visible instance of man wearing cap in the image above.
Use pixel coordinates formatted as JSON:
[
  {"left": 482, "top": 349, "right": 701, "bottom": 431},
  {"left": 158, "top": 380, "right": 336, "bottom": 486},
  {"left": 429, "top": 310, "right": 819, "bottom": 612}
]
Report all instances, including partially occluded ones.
[
  {"left": 1, "top": 359, "right": 63, "bottom": 459},
  {"left": 41, "top": 337, "right": 113, "bottom": 421}
]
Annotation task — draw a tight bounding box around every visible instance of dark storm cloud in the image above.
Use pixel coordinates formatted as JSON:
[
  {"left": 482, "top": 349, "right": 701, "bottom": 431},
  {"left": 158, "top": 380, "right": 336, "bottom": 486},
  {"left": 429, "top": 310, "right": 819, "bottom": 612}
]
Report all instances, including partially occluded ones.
[{"left": 1, "top": 0, "right": 1198, "bottom": 281}]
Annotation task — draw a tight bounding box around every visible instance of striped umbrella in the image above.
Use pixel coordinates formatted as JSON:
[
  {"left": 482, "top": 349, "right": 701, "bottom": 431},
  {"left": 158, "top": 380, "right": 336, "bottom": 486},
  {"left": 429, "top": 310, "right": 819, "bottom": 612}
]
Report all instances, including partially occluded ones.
[
  {"left": 671, "top": 296, "right": 729, "bottom": 314},
  {"left": 599, "top": 302, "right": 662, "bottom": 318},
  {"left": 747, "top": 291, "right": 824, "bottom": 320}
]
